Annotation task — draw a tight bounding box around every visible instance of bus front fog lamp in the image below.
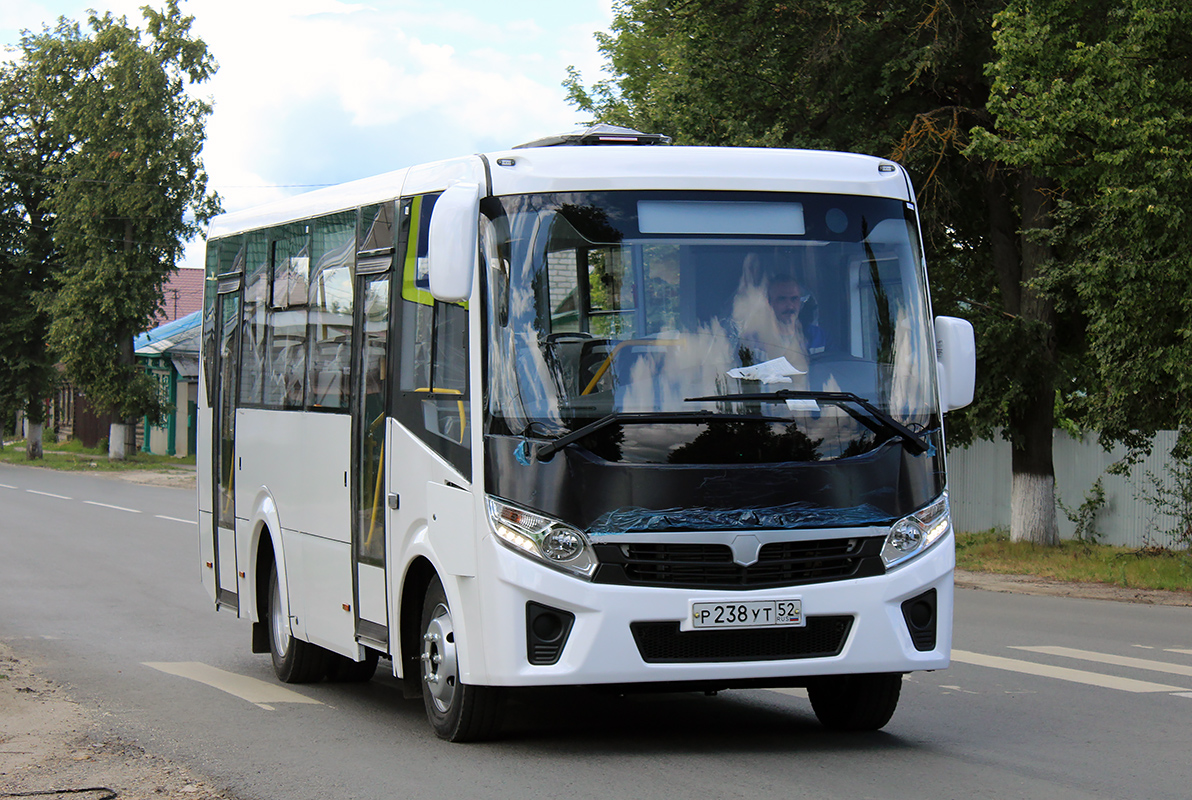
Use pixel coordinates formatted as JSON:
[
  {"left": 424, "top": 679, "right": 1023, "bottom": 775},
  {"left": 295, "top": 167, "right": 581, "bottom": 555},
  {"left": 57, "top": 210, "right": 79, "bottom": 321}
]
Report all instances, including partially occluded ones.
[
  {"left": 881, "top": 493, "right": 951, "bottom": 569},
  {"left": 487, "top": 497, "right": 598, "bottom": 579}
]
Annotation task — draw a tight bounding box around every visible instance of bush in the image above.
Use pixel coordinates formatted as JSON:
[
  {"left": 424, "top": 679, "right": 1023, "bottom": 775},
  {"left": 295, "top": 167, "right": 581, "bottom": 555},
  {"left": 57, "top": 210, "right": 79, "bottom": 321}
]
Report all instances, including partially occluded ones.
[
  {"left": 1059, "top": 477, "right": 1107, "bottom": 544},
  {"left": 1139, "top": 458, "right": 1192, "bottom": 550}
]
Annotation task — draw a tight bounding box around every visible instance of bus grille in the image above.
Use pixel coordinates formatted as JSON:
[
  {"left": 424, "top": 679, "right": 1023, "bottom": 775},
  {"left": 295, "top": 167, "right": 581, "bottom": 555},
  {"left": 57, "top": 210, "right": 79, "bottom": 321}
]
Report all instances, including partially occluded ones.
[
  {"left": 630, "top": 616, "right": 853, "bottom": 663},
  {"left": 592, "top": 537, "right": 885, "bottom": 589}
]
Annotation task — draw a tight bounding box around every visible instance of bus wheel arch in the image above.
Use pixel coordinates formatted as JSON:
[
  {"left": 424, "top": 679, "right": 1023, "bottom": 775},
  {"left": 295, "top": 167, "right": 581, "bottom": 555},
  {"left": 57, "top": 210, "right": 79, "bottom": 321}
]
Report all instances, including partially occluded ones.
[
  {"left": 399, "top": 557, "right": 436, "bottom": 695},
  {"left": 250, "top": 528, "right": 275, "bottom": 654},
  {"left": 266, "top": 556, "right": 332, "bottom": 683},
  {"left": 252, "top": 523, "right": 331, "bottom": 683},
  {"left": 417, "top": 573, "right": 503, "bottom": 742}
]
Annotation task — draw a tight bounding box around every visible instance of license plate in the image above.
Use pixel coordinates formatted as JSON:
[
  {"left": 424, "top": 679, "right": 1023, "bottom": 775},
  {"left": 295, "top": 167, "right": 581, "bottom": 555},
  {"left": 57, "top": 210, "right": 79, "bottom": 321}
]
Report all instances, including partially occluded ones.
[{"left": 690, "top": 599, "right": 804, "bottom": 630}]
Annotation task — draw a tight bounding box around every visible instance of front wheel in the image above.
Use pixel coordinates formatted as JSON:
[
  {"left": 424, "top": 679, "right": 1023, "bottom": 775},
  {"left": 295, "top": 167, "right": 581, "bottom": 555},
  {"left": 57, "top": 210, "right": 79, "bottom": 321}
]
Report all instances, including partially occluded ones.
[
  {"left": 268, "top": 562, "right": 331, "bottom": 683},
  {"left": 807, "top": 673, "right": 902, "bottom": 731},
  {"left": 420, "top": 576, "right": 503, "bottom": 741}
]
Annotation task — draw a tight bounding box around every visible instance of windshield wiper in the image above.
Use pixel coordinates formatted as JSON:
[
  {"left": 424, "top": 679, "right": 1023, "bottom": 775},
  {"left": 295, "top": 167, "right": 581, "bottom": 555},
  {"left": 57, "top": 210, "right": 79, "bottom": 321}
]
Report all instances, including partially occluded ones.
[
  {"left": 533, "top": 410, "right": 769, "bottom": 461},
  {"left": 684, "top": 390, "right": 932, "bottom": 455}
]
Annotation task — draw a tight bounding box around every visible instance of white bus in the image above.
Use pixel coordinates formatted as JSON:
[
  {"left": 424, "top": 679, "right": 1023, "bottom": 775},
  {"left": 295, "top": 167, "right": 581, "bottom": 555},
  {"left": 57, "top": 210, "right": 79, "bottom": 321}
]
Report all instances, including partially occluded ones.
[{"left": 198, "top": 125, "right": 975, "bottom": 741}]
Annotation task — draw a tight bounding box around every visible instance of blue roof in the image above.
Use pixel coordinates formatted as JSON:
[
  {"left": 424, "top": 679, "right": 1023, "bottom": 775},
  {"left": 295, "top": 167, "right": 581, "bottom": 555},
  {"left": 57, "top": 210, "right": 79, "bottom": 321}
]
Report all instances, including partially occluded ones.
[{"left": 135, "top": 309, "right": 202, "bottom": 355}]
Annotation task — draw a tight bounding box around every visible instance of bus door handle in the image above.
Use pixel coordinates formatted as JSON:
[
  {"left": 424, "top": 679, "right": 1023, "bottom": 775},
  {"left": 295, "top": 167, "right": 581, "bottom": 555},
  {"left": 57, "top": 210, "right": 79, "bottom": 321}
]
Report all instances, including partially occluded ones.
[{"left": 387, "top": 493, "right": 399, "bottom": 510}]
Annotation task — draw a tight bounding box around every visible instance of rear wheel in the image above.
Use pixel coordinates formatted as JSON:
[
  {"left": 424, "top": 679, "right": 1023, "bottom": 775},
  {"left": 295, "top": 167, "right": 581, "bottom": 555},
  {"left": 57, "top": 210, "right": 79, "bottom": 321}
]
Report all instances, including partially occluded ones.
[
  {"left": 268, "top": 562, "right": 331, "bottom": 683},
  {"left": 807, "top": 673, "right": 902, "bottom": 731},
  {"left": 420, "top": 576, "right": 503, "bottom": 741}
]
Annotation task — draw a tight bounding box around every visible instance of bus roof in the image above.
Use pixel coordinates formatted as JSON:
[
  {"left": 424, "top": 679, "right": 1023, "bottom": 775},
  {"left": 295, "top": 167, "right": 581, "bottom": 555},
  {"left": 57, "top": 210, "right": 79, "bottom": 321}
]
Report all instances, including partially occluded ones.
[{"left": 206, "top": 146, "right": 912, "bottom": 241}]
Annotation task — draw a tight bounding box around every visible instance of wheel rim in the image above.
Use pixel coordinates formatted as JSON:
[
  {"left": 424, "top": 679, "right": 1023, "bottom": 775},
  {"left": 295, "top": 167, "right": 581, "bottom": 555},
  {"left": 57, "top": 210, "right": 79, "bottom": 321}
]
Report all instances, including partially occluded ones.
[
  {"left": 422, "top": 601, "right": 458, "bottom": 713},
  {"left": 269, "top": 569, "right": 290, "bottom": 658}
]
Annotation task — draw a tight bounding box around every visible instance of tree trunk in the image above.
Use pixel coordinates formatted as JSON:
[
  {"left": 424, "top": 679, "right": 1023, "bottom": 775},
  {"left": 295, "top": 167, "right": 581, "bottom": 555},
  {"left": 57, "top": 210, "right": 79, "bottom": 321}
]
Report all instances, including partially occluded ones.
[
  {"left": 109, "top": 422, "right": 128, "bottom": 460},
  {"left": 24, "top": 395, "right": 46, "bottom": 461},
  {"left": 26, "top": 421, "right": 43, "bottom": 460},
  {"left": 1009, "top": 170, "right": 1059, "bottom": 545}
]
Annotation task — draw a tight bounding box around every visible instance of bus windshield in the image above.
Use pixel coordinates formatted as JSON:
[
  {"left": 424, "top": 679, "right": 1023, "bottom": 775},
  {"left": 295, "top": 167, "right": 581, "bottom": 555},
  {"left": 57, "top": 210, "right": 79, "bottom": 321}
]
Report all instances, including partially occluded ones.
[{"left": 483, "top": 190, "right": 939, "bottom": 464}]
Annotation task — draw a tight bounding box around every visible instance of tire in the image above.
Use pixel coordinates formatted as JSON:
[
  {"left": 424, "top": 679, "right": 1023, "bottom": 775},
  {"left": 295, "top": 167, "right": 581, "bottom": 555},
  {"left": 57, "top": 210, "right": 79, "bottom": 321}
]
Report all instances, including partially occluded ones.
[
  {"left": 327, "top": 649, "right": 380, "bottom": 683},
  {"left": 420, "top": 576, "right": 503, "bottom": 742},
  {"left": 807, "top": 673, "right": 902, "bottom": 731},
  {"left": 268, "top": 562, "right": 332, "bottom": 683}
]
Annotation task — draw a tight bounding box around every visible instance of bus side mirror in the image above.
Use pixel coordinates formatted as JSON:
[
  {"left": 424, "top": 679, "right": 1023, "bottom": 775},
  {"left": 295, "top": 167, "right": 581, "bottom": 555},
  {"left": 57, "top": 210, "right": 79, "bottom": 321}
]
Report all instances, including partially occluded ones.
[
  {"left": 428, "top": 181, "right": 480, "bottom": 303},
  {"left": 935, "top": 316, "right": 975, "bottom": 412}
]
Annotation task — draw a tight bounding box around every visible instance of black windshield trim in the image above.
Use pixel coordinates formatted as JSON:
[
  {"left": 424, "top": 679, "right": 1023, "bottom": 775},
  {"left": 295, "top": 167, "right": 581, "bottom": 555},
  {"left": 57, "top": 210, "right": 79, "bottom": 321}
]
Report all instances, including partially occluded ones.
[
  {"left": 534, "top": 410, "right": 797, "bottom": 461},
  {"left": 684, "top": 390, "right": 930, "bottom": 455}
]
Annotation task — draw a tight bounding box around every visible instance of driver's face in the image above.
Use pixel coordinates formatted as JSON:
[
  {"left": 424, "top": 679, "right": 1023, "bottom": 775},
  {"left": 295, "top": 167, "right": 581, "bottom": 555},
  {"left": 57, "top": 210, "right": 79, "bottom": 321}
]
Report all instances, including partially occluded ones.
[{"left": 768, "top": 281, "right": 803, "bottom": 324}]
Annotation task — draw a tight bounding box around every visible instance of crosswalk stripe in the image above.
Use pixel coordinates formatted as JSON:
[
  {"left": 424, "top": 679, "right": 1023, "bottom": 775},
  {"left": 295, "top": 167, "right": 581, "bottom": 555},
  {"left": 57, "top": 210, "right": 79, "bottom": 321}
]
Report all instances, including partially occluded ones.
[
  {"left": 951, "top": 649, "right": 1187, "bottom": 693},
  {"left": 144, "top": 662, "right": 323, "bottom": 709},
  {"left": 1010, "top": 645, "right": 1192, "bottom": 678}
]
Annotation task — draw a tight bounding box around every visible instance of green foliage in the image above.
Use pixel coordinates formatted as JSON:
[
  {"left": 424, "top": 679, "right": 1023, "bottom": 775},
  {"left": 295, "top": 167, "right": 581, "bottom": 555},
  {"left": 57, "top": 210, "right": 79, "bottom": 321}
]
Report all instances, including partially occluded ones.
[
  {"left": 569, "top": 0, "right": 1192, "bottom": 543},
  {"left": 1138, "top": 458, "right": 1192, "bottom": 550},
  {"left": 567, "top": 0, "right": 1080, "bottom": 544},
  {"left": 0, "top": 21, "right": 76, "bottom": 433},
  {"left": 1058, "top": 476, "right": 1107, "bottom": 544},
  {"left": 971, "top": 0, "right": 1192, "bottom": 457},
  {"left": 2, "top": 1, "right": 219, "bottom": 425}
]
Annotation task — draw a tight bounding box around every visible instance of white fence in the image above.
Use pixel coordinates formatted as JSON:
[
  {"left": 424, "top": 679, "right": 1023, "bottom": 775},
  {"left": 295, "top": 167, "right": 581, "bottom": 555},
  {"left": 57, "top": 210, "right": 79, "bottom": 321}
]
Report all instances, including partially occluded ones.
[{"left": 947, "top": 430, "right": 1187, "bottom": 549}]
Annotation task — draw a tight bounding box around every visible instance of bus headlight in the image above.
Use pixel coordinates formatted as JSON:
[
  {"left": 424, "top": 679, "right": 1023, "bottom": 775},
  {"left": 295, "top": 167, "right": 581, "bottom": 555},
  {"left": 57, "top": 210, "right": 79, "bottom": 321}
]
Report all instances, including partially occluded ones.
[
  {"left": 486, "top": 497, "right": 598, "bottom": 579},
  {"left": 881, "top": 493, "right": 951, "bottom": 569}
]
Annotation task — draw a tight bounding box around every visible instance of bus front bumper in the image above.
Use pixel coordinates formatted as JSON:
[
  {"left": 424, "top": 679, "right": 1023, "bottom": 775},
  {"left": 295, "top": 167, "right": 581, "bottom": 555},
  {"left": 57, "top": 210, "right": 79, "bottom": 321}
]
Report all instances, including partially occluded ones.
[{"left": 460, "top": 531, "right": 954, "bottom": 687}]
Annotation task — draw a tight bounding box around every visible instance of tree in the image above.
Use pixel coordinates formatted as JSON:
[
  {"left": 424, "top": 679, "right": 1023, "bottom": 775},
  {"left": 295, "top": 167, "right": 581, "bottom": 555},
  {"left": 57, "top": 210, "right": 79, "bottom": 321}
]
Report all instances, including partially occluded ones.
[
  {"left": 566, "top": 0, "right": 1085, "bottom": 544},
  {"left": 14, "top": 1, "right": 219, "bottom": 460},
  {"left": 972, "top": 0, "right": 1192, "bottom": 459},
  {"left": 0, "top": 19, "right": 83, "bottom": 459}
]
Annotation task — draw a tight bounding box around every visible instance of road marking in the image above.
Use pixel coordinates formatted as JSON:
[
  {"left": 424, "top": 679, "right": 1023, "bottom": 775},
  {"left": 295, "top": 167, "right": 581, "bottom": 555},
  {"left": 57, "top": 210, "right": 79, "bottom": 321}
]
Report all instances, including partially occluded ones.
[
  {"left": 0, "top": 483, "right": 17, "bottom": 489},
  {"left": 84, "top": 500, "right": 141, "bottom": 514},
  {"left": 1167, "top": 649, "right": 1192, "bottom": 656},
  {"left": 768, "top": 687, "right": 809, "bottom": 699},
  {"left": 951, "top": 650, "right": 1187, "bottom": 693},
  {"left": 1011, "top": 646, "right": 1192, "bottom": 678},
  {"left": 143, "top": 662, "right": 323, "bottom": 710},
  {"left": 156, "top": 514, "right": 196, "bottom": 524},
  {"left": 26, "top": 489, "right": 71, "bottom": 500}
]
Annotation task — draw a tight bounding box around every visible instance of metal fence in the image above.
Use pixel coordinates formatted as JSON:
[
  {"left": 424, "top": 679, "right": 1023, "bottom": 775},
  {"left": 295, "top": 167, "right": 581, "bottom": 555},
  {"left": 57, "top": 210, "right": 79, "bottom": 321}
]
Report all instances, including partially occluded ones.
[{"left": 947, "top": 430, "right": 1188, "bottom": 548}]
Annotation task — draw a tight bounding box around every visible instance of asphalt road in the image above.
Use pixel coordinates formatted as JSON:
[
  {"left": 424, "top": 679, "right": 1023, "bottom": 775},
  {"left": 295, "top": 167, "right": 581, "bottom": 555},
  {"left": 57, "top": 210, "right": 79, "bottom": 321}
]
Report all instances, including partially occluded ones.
[{"left": 2, "top": 463, "right": 1190, "bottom": 800}]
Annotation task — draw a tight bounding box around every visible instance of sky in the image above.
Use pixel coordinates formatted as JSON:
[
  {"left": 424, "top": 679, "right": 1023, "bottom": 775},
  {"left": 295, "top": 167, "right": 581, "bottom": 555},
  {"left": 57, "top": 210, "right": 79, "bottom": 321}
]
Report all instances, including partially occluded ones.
[{"left": 0, "top": 0, "right": 616, "bottom": 269}]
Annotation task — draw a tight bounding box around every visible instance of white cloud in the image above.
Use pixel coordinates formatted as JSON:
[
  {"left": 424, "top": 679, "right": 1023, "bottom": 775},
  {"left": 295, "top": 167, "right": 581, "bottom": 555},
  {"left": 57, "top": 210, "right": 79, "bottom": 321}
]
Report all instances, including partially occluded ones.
[{"left": 3, "top": 0, "right": 617, "bottom": 268}]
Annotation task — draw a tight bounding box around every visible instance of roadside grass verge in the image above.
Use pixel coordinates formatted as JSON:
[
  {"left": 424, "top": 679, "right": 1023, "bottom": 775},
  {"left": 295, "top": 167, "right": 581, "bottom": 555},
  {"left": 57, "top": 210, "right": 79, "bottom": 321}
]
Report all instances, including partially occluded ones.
[
  {"left": 0, "top": 437, "right": 195, "bottom": 472},
  {"left": 956, "top": 529, "right": 1192, "bottom": 594}
]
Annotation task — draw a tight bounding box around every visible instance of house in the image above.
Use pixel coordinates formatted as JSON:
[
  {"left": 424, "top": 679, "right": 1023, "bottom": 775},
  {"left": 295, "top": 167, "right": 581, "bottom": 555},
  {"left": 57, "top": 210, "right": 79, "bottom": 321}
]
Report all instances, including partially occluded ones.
[{"left": 134, "top": 309, "right": 201, "bottom": 456}]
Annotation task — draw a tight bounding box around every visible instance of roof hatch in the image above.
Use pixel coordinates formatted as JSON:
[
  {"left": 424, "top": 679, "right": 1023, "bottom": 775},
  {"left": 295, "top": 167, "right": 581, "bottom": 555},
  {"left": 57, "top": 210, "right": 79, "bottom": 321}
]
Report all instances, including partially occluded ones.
[{"left": 514, "top": 124, "right": 672, "bottom": 149}]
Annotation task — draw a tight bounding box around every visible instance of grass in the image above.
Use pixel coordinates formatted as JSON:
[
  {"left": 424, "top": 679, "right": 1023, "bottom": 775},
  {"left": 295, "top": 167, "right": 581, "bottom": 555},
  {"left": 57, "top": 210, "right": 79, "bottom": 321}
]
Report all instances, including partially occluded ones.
[
  {"left": 0, "top": 437, "right": 196, "bottom": 472},
  {"left": 956, "top": 528, "right": 1192, "bottom": 594}
]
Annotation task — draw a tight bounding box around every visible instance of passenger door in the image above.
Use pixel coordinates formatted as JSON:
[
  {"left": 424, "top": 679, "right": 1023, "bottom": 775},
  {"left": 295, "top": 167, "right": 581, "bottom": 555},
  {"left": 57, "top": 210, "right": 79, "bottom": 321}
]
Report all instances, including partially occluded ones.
[
  {"left": 211, "top": 273, "right": 242, "bottom": 612},
  {"left": 351, "top": 204, "right": 395, "bottom": 650}
]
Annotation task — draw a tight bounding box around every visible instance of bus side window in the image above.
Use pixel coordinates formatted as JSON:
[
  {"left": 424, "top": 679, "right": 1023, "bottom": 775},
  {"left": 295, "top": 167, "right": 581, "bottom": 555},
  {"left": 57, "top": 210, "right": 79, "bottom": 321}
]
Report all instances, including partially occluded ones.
[
  {"left": 396, "top": 194, "right": 471, "bottom": 476},
  {"left": 264, "top": 225, "right": 309, "bottom": 409},
  {"left": 239, "top": 233, "right": 269, "bottom": 406},
  {"left": 306, "top": 212, "right": 355, "bottom": 410}
]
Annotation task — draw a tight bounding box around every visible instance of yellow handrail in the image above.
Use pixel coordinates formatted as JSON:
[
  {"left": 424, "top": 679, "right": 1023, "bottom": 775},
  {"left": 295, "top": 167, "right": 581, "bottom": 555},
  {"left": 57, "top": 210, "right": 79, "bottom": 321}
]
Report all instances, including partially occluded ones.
[{"left": 581, "top": 339, "right": 681, "bottom": 396}]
